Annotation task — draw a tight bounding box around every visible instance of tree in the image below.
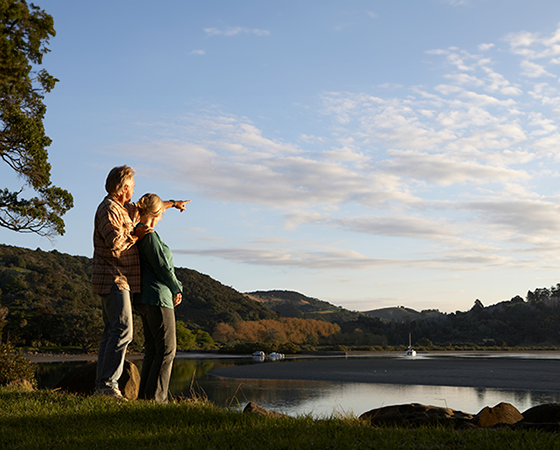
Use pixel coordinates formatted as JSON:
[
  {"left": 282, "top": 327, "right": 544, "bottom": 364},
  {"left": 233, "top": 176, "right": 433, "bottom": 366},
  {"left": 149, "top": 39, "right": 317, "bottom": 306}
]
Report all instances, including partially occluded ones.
[{"left": 0, "top": 0, "right": 73, "bottom": 237}]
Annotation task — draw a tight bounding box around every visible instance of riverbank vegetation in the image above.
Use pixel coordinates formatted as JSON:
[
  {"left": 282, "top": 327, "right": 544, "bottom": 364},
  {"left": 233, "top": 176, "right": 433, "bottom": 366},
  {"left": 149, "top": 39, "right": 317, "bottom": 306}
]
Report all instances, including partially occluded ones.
[{"left": 0, "top": 386, "right": 556, "bottom": 449}]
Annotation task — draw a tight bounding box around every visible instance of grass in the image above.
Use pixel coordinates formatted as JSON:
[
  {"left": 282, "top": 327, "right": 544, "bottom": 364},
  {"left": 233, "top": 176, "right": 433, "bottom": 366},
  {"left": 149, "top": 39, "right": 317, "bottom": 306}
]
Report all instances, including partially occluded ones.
[{"left": 0, "top": 386, "right": 557, "bottom": 449}]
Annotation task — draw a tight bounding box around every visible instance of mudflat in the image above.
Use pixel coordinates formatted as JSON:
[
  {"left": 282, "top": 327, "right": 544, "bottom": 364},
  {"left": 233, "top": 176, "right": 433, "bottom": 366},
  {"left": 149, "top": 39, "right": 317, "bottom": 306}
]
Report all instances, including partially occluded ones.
[{"left": 209, "top": 356, "right": 560, "bottom": 391}]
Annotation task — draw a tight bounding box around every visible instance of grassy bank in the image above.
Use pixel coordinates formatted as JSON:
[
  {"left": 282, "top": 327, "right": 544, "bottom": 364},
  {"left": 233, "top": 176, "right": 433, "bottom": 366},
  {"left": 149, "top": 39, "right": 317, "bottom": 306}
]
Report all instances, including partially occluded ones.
[{"left": 0, "top": 387, "right": 556, "bottom": 449}]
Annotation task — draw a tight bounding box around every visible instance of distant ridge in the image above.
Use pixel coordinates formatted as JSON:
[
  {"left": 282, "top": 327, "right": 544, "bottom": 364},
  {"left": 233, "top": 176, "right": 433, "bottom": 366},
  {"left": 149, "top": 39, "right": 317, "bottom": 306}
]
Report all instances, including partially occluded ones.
[
  {"left": 362, "top": 306, "right": 444, "bottom": 323},
  {"left": 245, "top": 290, "right": 362, "bottom": 322},
  {"left": 246, "top": 291, "right": 444, "bottom": 324}
]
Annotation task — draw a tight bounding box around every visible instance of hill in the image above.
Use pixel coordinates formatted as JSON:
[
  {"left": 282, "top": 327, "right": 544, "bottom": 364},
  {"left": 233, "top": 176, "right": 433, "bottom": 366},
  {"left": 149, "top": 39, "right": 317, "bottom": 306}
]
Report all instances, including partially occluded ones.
[
  {"left": 2, "top": 244, "right": 560, "bottom": 349},
  {"left": 0, "top": 244, "right": 276, "bottom": 349},
  {"left": 246, "top": 291, "right": 444, "bottom": 324},
  {"left": 362, "top": 306, "right": 444, "bottom": 323},
  {"left": 174, "top": 269, "right": 277, "bottom": 332},
  {"left": 246, "top": 290, "right": 362, "bottom": 322}
]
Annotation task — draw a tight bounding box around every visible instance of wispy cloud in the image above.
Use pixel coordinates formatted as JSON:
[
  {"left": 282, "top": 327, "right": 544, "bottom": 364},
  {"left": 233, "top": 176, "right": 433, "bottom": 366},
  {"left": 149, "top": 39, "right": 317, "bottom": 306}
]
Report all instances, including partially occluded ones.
[
  {"left": 176, "top": 246, "right": 394, "bottom": 270},
  {"left": 441, "top": 0, "right": 468, "bottom": 5},
  {"left": 521, "top": 60, "right": 555, "bottom": 78},
  {"left": 204, "top": 26, "right": 270, "bottom": 37},
  {"left": 478, "top": 43, "right": 495, "bottom": 51}
]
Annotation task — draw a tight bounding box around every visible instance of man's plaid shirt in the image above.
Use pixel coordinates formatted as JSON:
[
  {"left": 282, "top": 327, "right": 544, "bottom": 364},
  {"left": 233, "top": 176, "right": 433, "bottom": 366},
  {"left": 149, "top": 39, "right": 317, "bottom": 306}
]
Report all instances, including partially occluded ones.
[{"left": 92, "top": 195, "right": 141, "bottom": 295}]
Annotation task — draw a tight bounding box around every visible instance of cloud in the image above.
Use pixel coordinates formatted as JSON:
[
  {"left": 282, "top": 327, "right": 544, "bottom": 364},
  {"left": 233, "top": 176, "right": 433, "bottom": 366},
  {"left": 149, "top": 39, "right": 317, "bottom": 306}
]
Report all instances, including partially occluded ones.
[
  {"left": 190, "top": 49, "right": 206, "bottom": 55},
  {"left": 333, "top": 215, "right": 456, "bottom": 240},
  {"left": 175, "top": 246, "right": 395, "bottom": 270},
  {"left": 204, "top": 27, "right": 270, "bottom": 37},
  {"left": 126, "top": 113, "right": 415, "bottom": 209},
  {"left": 441, "top": 0, "right": 468, "bottom": 5},
  {"left": 173, "top": 241, "right": 521, "bottom": 271},
  {"left": 505, "top": 26, "right": 560, "bottom": 60},
  {"left": 478, "top": 43, "right": 495, "bottom": 51},
  {"left": 123, "top": 23, "right": 560, "bottom": 274},
  {"left": 520, "top": 60, "right": 555, "bottom": 78},
  {"left": 462, "top": 199, "right": 560, "bottom": 243},
  {"left": 382, "top": 150, "right": 529, "bottom": 186}
]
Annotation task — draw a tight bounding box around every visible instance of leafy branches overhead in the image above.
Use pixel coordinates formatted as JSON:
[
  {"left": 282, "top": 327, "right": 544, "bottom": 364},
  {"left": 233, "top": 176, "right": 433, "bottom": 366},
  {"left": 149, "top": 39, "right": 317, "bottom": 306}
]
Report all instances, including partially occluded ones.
[{"left": 0, "top": 0, "right": 73, "bottom": 237}]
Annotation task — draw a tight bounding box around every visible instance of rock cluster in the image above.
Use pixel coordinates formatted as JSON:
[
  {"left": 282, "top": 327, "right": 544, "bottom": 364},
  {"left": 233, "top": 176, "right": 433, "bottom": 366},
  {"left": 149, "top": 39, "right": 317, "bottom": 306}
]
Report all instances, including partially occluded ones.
[
  {"left": 244, "top": 401, "right": 560, "bottom": 430},
  {"left": 360, "top": 402, "right": 560, "bottom": 430}
]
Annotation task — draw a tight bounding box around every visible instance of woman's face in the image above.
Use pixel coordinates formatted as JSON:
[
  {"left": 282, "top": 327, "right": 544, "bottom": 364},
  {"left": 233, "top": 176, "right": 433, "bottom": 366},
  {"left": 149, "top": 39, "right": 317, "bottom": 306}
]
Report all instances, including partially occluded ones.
[{"left": 152, "top": 212, "right": 163, "bottom": 227}]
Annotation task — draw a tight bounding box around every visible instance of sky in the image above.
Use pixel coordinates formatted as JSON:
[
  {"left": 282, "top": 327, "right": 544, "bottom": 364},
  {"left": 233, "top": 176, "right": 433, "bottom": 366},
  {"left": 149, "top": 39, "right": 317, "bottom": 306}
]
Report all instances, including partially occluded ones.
[{"left": 4, "top": 0, "right": 560, "bottom": 313}]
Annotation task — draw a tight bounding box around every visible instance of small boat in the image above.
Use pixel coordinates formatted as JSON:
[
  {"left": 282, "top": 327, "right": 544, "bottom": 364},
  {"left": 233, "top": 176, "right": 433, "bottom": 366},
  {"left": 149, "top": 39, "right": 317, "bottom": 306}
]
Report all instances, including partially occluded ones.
[
  {"left": 252, "top": 351, "right": 265, "bottom": 362},
  {"left": 267, "top": 352, "right": 285, "bottom": 361},
  {"left": 405, "top": 333, "right": 416, "bottom": 357}
]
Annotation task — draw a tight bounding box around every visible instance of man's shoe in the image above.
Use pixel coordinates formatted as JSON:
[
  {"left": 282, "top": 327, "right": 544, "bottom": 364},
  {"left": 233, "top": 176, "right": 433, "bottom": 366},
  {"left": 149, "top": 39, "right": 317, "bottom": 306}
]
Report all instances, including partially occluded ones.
[{"left": 94, "top": 386, "right": 127, "bottom": 400}]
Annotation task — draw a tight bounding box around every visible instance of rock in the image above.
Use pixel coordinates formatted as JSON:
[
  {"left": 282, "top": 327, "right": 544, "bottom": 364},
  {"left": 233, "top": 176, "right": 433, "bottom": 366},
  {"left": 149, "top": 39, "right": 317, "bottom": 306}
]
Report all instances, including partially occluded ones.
[
  {"left": 514, "top": 403, "right": 560, "bottom": 431},
  {"left": 472, "top": 402, "right": 523, "bottom": 428},
  {"left": 118, "top": 361, "right": 141, "bottom": 400},
  {"left": 55, "top": 360, "right": 140, "bottom": 400},
  {"left": 243, "top": 401, "right": 288, "bottom": 418},
  {"left": 521, "top": 403, "right": 560, "bottom": 423},
  {"left": 360, "top": 403, "right": 473, "bottom": 427}
]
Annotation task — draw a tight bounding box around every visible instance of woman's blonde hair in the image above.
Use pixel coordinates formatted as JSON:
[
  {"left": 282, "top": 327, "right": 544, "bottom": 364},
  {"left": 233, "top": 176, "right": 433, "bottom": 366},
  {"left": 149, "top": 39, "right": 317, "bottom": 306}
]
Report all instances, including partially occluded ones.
[
  {"left": 137, "top": 193, "right": 165, "bottom": 217},
  {"left": 105, "top": 165, "right": 135, "bottom": 195}
]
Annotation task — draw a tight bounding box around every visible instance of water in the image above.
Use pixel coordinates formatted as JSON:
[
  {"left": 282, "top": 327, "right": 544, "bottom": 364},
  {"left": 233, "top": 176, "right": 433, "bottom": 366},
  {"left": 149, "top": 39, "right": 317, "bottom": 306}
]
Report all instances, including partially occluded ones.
[{"left": 36, "top": 352, "right": 560, "bottom": 418}]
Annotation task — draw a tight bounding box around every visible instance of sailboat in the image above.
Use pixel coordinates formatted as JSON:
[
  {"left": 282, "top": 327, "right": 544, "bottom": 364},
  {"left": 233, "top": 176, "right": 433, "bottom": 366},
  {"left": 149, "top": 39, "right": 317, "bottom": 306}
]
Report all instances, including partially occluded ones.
[{"left": 405, "top": 333, "right": 416, "bottom": 357}]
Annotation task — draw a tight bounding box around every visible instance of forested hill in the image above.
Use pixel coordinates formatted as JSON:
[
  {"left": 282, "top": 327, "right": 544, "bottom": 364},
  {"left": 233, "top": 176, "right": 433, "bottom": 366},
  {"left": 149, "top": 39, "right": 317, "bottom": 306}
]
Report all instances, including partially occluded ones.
[
  {"left": 174, "top": 269, "right": 276, "bottom": 331},
  {"left": 2, "top": 243, "right": 560, "bottom": 349},
  {"left": 0, "top": 244, "right": 275, "bottom": 348}
]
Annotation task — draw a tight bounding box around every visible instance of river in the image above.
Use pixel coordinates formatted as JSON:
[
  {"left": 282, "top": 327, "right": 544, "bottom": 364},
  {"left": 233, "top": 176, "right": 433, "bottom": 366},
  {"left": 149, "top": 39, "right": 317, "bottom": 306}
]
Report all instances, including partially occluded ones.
[{"left": 34, "top": 351, "right": 560, "bottom": 418}]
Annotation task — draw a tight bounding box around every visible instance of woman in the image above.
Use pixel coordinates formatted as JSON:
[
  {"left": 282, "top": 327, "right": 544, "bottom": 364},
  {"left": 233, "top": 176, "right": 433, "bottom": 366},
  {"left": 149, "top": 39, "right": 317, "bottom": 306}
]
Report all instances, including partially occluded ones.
[{"left": 134, "top": 193, "right": 183, "bottom": 403}]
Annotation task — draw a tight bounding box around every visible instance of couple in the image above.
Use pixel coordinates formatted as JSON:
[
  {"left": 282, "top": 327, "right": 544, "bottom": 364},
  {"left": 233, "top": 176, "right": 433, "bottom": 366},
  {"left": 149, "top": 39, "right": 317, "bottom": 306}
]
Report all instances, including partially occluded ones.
[{"left": 92, "top": 165, "right": 189, "bottom": 402}]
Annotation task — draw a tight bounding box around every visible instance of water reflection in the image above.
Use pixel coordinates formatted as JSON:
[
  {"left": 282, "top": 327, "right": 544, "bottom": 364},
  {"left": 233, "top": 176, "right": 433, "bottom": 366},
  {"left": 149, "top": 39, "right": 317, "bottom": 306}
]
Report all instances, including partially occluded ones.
[
  {"left": 35, "top": 355, "right": 560, "bottom": 418},
  {"left": 166, "top": 356, "right": 560, "bottom": 417}
]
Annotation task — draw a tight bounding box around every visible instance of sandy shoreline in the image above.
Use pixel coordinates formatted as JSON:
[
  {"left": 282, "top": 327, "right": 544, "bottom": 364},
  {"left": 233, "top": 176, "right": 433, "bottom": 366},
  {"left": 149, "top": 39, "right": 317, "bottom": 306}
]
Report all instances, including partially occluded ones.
[{"left": 208, "top": 356, "right": 560, "bottom": 392}]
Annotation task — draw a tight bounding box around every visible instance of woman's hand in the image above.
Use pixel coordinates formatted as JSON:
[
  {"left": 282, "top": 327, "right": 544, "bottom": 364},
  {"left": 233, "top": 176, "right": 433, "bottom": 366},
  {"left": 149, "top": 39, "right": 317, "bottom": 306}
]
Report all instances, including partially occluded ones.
[
  {"left": 134, "top": 224, "right": 153, "bottom": 240},
  {"left": 173, "top": 293, "right": 182, "bottom": 307}
]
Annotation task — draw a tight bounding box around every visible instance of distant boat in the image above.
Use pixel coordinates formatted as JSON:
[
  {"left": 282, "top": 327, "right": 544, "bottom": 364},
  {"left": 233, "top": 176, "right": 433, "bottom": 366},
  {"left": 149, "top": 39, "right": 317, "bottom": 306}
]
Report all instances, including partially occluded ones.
[
  {"left": 267, "top": 352, "right": 285, "bottom": 361},
  {"left": 252, "top": 351, "right": 285, "bottom": 362},
  {"left": 405, "top": 333, "right": 416, "bottom": 357}
]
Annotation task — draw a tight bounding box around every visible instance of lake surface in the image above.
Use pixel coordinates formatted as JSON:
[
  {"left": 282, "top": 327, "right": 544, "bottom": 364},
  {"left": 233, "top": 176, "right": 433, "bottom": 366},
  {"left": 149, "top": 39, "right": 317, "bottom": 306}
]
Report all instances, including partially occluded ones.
[{"left": 36, "top": 352, "right": 560, "bottom": 418}]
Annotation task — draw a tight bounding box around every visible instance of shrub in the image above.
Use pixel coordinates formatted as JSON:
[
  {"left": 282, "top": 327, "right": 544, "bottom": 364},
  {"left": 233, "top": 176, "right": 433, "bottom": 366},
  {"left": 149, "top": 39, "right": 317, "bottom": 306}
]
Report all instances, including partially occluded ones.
[
  {"left": 176, "top": 321, "right": 196, "bottom": 350},
  {"left": 0, "top": 344, "right": 37, "bottom": 387}
]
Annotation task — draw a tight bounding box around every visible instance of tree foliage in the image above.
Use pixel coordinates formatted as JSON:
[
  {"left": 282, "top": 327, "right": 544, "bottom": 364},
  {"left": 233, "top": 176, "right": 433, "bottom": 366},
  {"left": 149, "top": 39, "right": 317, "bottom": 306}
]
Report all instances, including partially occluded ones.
[
  {"left": 0, "top": 0, "right": 73, "bottom": 236},
  {"left": 212, "top": 317, "right": 341, "bottom": 345}
]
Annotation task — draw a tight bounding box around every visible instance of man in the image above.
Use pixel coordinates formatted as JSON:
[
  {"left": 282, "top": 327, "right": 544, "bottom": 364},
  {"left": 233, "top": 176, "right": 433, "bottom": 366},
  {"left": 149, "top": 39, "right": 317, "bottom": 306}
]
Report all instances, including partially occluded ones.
[{"left": 92, "top": 165, "right": 188, "bottom": 398}]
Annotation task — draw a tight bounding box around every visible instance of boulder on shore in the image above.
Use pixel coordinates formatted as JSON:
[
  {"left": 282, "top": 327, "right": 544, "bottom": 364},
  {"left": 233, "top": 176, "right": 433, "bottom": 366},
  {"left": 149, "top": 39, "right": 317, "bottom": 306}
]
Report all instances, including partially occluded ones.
[
  {"left": 360, "top": 403, "right": 474, "bottom": 427},
  {"left": 521, "top": 403, "right": 560, "bottom": 423},
  {"left": 515, "top": 403, "right": 560, "bottom": 431},
  {"left": 55, "top": 360, "right": 140, "bottom": 400},
  {"left": 360, "top": 402, "right": 532, "bottom": 429},
  {"left": 471, "top": 402, "right": 523, "bottom": 427},
  {"left": 243, "top": 401, "right": 289, "bottom": 418}
]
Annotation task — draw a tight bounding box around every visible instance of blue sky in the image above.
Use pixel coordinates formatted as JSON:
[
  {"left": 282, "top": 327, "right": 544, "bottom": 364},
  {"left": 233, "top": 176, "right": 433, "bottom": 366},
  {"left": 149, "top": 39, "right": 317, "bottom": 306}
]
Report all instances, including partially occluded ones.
[{"left": 4, "top": 0, "right": 560, "bottom": 313}]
